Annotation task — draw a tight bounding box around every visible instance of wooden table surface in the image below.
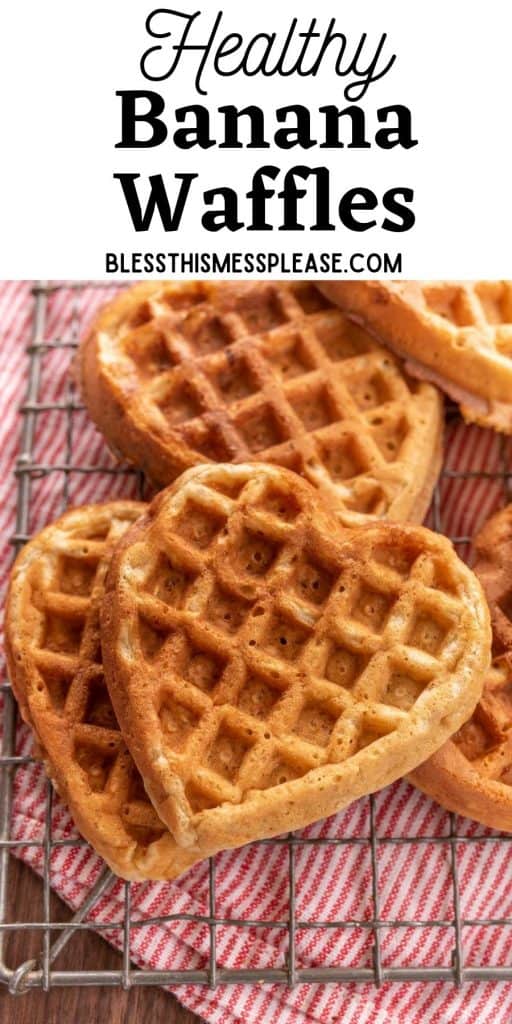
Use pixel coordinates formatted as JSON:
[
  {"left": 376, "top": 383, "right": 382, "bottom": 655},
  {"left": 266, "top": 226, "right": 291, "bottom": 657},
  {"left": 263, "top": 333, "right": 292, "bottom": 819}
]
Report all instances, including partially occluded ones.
[{"left": 0, "top": 857, "right": 204, "bottom": 1024}]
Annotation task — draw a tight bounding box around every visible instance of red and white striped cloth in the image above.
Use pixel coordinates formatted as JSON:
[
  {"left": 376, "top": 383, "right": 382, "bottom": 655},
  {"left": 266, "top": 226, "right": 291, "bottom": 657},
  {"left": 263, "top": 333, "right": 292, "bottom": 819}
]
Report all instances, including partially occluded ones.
[{"left": 1, "top": 280, "right": 512, "bottom": 1024}]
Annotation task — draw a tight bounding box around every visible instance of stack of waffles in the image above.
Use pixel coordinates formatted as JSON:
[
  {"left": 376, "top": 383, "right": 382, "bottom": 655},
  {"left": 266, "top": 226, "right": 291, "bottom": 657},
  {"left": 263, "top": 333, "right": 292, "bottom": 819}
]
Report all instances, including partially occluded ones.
[{"left": 5, "top": 278, "right": 512, "bottom": 880}]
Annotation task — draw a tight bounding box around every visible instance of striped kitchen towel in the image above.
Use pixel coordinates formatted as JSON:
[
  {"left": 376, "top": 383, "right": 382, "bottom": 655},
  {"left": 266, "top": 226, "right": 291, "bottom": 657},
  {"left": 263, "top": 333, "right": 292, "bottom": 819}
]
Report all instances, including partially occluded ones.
[{"left": 1, "top": 280, "right": 512, "bottom": 1024}]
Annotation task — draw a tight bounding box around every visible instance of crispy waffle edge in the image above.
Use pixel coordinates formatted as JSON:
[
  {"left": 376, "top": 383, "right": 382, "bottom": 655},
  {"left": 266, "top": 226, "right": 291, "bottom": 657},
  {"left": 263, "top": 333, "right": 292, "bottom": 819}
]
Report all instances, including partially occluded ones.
[
  {"left": 101, "top": 463, "right": 491, "bottom": 857},
  {"left": 4, "top": 501, "right": 204, "bottom": 880},
  {"left": 319, "top": 280, "right": 512, "bottom": 433}
]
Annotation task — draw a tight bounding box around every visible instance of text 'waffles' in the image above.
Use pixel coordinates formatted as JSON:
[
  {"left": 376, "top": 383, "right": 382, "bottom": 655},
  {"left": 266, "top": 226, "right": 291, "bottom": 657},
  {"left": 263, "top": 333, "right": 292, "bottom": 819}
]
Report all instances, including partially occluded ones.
[{"left": 111, "top": 9, "right": 418, "bottom": 240}]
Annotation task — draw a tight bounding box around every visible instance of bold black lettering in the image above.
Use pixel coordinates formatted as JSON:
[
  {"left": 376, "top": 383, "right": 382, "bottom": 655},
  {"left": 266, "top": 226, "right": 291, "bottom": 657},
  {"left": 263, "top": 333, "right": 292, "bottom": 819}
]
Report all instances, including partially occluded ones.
[
  {"left": 278, "top": 166, "right": 309, "bottom": 230},
  {"left": 375, "top": 106, "right": 418, "bottom": 150},
  {"left": 275, "top": 106, "right": 314, "bottom": 149},
  {"left": 105, "top": 253, "right": 119, "bottom": 273},
  {"left": 202, "top": 187, "right": 243, "bottom": 231},
  {"left": 115, "top": 91, "right": 167, "bottom": 148},
  {"left": 310, "top": 166, "right": 335, "bottom": 230},
  {"left": 246, "top": 165, "right": 280, "bottom": 230},
  {"left": 338, "top": 188, "right": 378, "bottom": 231},
  {"left": 113, "top": 173, "right": 197, "bottom": 231},
  {"left": 319, "top": 105, "right": 370, "bottom": 149},
  {"left": 381, "top": 188, "right": 415, "bottom": 231},
  {"left": 218, "top": 105, "right": 269, "bottom": 148},
  {"left": 174, "top": 105, "right": 215, "bottom": 148}
]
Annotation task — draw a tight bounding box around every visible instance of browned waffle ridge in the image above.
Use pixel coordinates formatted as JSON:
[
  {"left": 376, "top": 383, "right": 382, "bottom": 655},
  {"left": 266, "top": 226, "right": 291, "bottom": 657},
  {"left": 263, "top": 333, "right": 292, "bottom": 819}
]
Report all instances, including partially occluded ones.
[
  {"left": 319, "top": 280, "right": 512, "bottom": 433},
  {"left": 79, "top": 281, "right": 443, "bottom": 527},
  {"left": 411, "top": 504, "right": 512, "bottom": 830},
  {"left": 102, "top": 463, "right": 490, "bottom": 857},
  {"left": 5, "top": 502, "right": 202, "bottom": 880}
]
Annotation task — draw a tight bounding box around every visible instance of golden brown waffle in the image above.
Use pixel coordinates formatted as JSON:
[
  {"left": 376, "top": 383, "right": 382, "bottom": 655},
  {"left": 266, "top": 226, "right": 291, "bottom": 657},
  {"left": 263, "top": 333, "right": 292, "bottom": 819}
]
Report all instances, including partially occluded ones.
[
  {"left": 102, "top": 463, "right": 490, "bottom": 856},
  {"left": 320, "top": 280, "right": 512, "bottom": 433},
  {"left": 411, "top": 504, "right": 512, "bottom": 830},
  {"left": 79, "top": 281, "right": 443, "bottom": 527},
  {"left": 473, "top": 504, "right": 512, "bottom": 653},
  {"left": 5, "top": 503, "right": 202, "bottom": 880}
]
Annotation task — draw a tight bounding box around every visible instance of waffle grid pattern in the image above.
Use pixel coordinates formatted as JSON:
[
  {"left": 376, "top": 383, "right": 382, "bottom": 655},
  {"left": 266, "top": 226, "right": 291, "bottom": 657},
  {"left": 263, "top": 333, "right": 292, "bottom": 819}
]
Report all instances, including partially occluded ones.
[
  {"left": 87, "top": 281, "right": 440, "bottom": 521},
  {"left": 454, "top": 660, "right": 512, "bottom": 775},
  {"left": 121, "top": 466, "right": 469, "bottom": 832},
  {"left": 1, "top": 281, "right": 512, "bottom": 995},
  {"left": 427, "top": 503, "right": 512, "bottom": 788},
  {"left": 417, "top": 282, "right": 512, "bottom": 352},
  {"left": 11, "top": 506, "right": 168, "bottom": 849}
]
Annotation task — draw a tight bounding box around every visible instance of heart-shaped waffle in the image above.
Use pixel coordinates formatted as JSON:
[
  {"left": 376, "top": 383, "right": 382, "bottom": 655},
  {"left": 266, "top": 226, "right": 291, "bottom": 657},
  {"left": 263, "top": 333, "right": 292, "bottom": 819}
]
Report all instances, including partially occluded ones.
[
  {"left": 411, "top": 504, "right": 512, "bottom": 830},
  {"left": 102, "top": 464, "right": 490, "bottom": 856},
  {"left": 320, "top": 280, "right": 512, "bottom": 433},
  {"left": 79, "top": 281, "right": 443, "bottom": 527},
  {"left": 5, "top": 503, "right": 202, "bottom": 879}
]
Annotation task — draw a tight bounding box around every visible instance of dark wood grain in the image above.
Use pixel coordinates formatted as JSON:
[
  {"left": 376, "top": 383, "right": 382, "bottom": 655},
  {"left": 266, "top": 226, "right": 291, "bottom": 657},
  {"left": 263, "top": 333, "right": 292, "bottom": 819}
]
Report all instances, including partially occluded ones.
[{"left": 0, "top": 857, "right": 204, "bottom": 1024}]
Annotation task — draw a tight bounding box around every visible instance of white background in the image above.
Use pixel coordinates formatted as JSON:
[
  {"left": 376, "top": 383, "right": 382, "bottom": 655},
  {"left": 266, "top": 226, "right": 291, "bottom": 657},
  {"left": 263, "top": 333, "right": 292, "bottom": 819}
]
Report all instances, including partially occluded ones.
[{"left": 0, "top": 0, "right": 510, "bottom": 279}]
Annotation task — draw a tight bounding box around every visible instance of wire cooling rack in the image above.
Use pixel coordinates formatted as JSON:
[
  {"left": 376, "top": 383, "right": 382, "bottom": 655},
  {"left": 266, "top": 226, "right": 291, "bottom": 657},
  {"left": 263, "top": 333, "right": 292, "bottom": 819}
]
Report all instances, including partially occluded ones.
[{"left": 2, "top": 281, "right": 512, "bottom": 996}]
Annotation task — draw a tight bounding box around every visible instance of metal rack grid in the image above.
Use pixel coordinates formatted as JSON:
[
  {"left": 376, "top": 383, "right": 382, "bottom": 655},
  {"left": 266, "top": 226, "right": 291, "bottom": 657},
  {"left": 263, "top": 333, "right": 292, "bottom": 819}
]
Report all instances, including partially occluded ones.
[{"left": 1, "top": 280, "right": 512, "bottom": 996}]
